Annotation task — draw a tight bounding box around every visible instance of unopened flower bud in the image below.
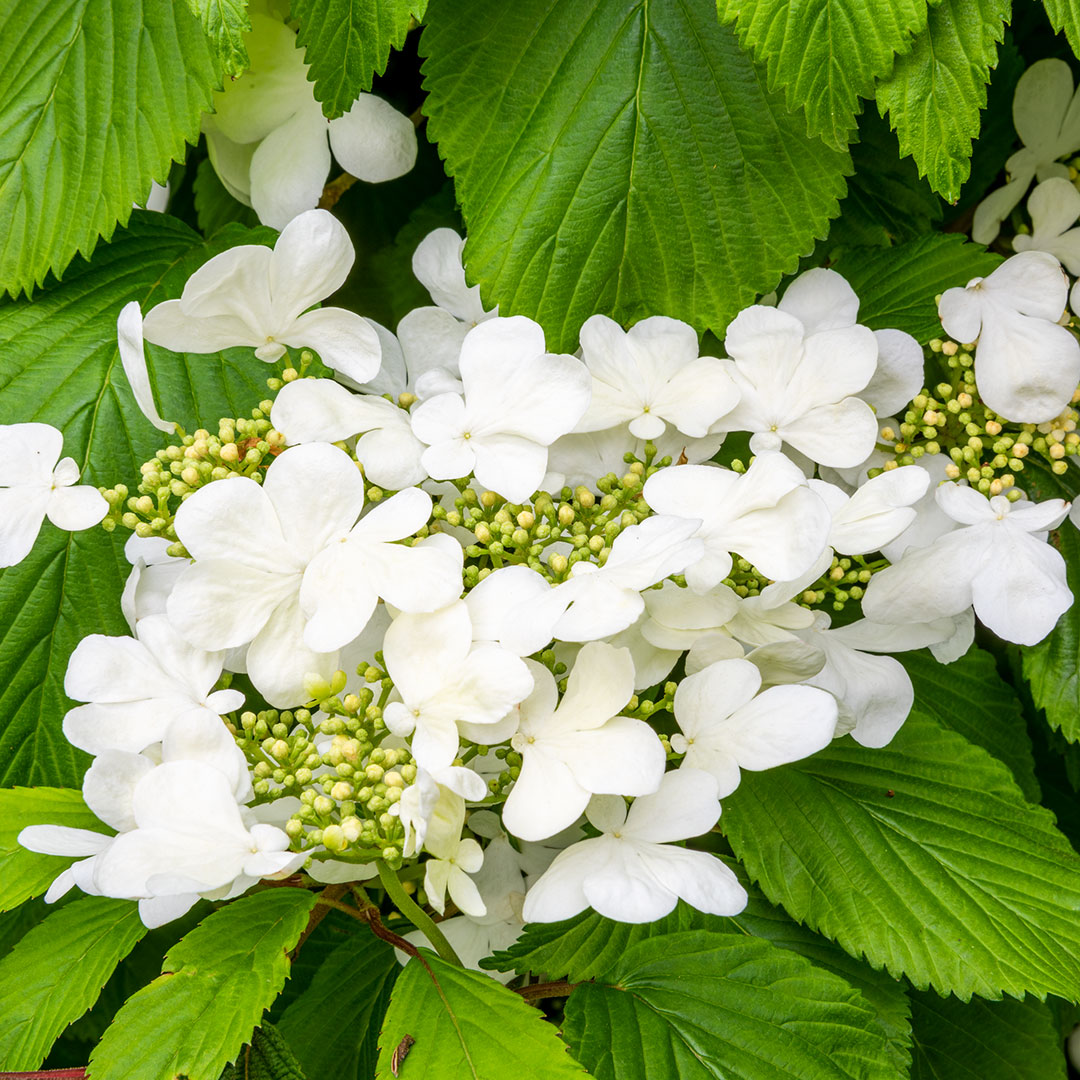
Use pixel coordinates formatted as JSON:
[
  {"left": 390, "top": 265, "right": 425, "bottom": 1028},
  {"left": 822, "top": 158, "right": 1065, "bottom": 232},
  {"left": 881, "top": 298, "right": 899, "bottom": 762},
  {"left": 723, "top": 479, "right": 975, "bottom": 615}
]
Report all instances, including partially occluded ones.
[
  {"left": 313, "top": 795, "right": 334, "bottom": 817},
  {"left": 322, "top": 825, "right": 347, "bottom": 852}
]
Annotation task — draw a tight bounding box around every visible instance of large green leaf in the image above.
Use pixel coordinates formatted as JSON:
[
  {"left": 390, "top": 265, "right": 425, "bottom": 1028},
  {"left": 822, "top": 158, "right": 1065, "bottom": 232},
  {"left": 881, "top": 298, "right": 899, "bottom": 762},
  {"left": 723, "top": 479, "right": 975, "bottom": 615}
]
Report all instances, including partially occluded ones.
[
  {"left": 875, "top": 0, "right": 1010, "bottom": 203},
  {"left": 1043, "top": 0, "right": 1080, "bottom": 65},
  {"left": 89, "top": 888, "right": 316, "bottom": 1080},
  {"left": 0, "top": 896, "right": 144, "bottom": 1071},
  {"left": 0, "top": 215, "right": 274, "bottom": 787},
  {"left": 221, "top": 1023, "right": 308, "bottom": 1080},
  {"left": 909, "top": 991, "right": 1067, "bottom": 1080},
  {"left": 294, "top": 0, "right": 427, "bottom": 117},
  {"left": 420, "top": 0, "right": 849, "bottom": 352},
  {"left": 0, "top": 0, "right": 219, "bottom": 295},
  {"left": 717, "top": 0, "right": 928, "bottom": 151},
  {"left": 563, "top": 932, "right": 903, "bottom": 1080},
  {"left": 722, "top": 713, "right": 1080, "bottom": 999},
  {"left": 375, "top": 952, "right": 587, "bottom": 1079},
  {"left": 187, "top": 0, "right": 252, "bottom": 77}
]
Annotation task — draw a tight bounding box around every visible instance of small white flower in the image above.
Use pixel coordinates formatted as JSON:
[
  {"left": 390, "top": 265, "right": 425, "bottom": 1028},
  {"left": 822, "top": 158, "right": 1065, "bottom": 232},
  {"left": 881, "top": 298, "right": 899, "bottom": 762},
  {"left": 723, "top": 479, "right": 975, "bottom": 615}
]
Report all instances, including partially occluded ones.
[
  {"left": 0, "top": 423, "right": 108, "bottom": 567},
  {"left": 1014, "top": 177, "right": 1080, "bottom": 273},
  {"left": 422, "top": 787, "right": 486, "bottom": 917}
]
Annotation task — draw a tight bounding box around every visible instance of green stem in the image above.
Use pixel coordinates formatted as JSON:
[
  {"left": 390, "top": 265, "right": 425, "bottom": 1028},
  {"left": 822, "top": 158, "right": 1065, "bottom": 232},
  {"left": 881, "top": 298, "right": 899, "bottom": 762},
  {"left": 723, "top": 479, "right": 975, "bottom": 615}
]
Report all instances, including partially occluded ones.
[{"left": 376, "top": 860, "right": 463, "bottom": 966}]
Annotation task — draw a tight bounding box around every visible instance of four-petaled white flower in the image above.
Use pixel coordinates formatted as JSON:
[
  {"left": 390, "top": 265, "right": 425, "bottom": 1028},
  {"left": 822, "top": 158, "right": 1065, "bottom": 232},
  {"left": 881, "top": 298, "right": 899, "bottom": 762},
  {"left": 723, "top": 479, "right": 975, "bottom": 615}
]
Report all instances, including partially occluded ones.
[{"left": 422, "top": 786, "right": 486, "bottom": 917}]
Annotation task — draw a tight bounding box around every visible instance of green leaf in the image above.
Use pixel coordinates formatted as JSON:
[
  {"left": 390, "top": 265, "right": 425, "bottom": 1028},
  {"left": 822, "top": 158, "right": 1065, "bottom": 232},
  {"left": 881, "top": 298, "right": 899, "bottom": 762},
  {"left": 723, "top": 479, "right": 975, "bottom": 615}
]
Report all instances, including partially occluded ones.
[
  {"left": 375, "top": 952, "right": 587, "bottom": 1080},
  {"left": 278, "top": 932, "right": 398, "bottom": 1080},
  {"left": 294, "top": 0, "right": 426, "bottom": 117},
  {"left": 0, "top": 897, "right": 53, "bottom": 963},
  {"left": 420, "top": 0, "right": 849, "bottom": 352},
  {"left": 829, "top": 233, "right": 1001, "bottom": 341},
  {"left": 901, "top": 646, "right": 1040, "bottom": 802},
  {"left": 220, "top": 1024, "right": 308, "bottom": 1080},
  {"left": 722, "top": 712, "right": 1080, "bottom": 999},
  {"left": 875, "top": 0, "right": 1011, "bottom": 203},
  {"left": 909, "top": 991, "right": 1067, "bottom": 1079},
  {"left": 563, "top": 932, "right": 903, "bottom": 1080},
  {"left": 89, "top": 888, "right": 316, "bottom": 1080},
  {"left": 1043, "top": 0, "right": 1080, "bottom": 64},
  {"left": 187, "top": 0, "right": 252, "bottom": 77},
  {"left": 0, "top": 0, "right": 220, "bottom": 295},
  {"left": 0, "top": 787, "right": 105, "bottom": 913},
  {"left": 0, "top": 896, "right": 144, "bottom": 1071},
  {"left": 717, "top": 0, "right": 928, "bottom": 151},
  {"left": 0, "top": 215, "right": 274, "bottom": 787},
  {"left": 194, "top": 158, "right": 261, "bottom": 237}
]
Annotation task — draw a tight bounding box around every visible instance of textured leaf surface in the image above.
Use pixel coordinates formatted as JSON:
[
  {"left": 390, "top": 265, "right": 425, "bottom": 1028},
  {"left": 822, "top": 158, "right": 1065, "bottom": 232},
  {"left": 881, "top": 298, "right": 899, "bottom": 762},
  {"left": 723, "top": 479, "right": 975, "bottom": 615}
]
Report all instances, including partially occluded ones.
[
  {"left": 89, "top": 889, "right": 316, "bottom": 1080},
  {"left": 1044, "top": 0, "right": 1080, "bottom": 65},
  {"left": 718, "top": 0, "right": 928, "bottom": 150},
  {"left": 221, "top": 1023, "right": 308, "bottom": 1080},
  {"left": 420, "top": 0, "right": 849, "bottom": 351},
  {"left": 0, "top": 896, "right": 144, "bottom": 1071},
  {"left": 187, "top": 0, "right": 252, "bottom": 77},
  {"left": 375, "top": 952, "right": 587, "bottom": 1079},
  {"left": 876, "top": 0, "right": 1010, "bottom": 202},
  {"left": 722, "top": 713, "right": 1080, "bottom": 999},
  {"left": 294, "top": 0, "right": 427, "bottom": 116},
  {"left": 563, "top": 932, "right": 903, "bottom": 1080},
  {"left": 0, "top": 0, "right": 219, "bottom": 295}
]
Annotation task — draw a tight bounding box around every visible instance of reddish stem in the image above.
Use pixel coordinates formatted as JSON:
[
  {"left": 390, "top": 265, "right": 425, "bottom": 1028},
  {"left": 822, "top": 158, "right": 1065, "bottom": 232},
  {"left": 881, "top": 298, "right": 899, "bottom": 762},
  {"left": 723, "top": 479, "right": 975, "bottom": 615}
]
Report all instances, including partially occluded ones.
[{"left": 0, "top": 1070, "right": 87, "bottom": 1079}]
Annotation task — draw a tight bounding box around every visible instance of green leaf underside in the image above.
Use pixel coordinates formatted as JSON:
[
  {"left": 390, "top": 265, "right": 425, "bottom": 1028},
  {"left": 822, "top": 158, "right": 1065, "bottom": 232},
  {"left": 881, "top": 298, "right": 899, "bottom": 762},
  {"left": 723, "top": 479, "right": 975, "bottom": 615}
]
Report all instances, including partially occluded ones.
[
  {"left": 88, "top": 888, "right": 316, "bottom": 1080},
  {"left": 0, "top": 0, "right": 219, "bottom": 296},
  {"left": 220, "top": 1023, "right": 309, "bottom": 1080},
  {"left": 1043, "top": 0, "right": 1080, "bottom": 66},
  {"left": 0, "top": 787, "right": 104, "bottom": 913},
  {"left": 186, "top": 0, "right": 252, "bottom": 77},
  {"left": 722, "top": 713, "right": 1080, "bottom": 999},
  {"left": 0, "top": 896, "right": 144, "bottom": 1071},
  {"left": 876, "top": 0, "right": 1010, "bottom": 203},
  {"left": 717, "top": 0, "right": 928, "bottom": 151},
  {"left": 294, "top": 0, "right": 428, "bottom": 117},
  {"left": 375, "top": 951, "right": 588, "bottom": 1079},
  {"left": 420, "top": 0, "right": 849, "bottom": 352},
  {"left": 0, "top": 214, "right": 274, "bottom": 788},
  {"left": 830, "top": 233, "right": 1001, "bottom": 341},
  {"left": 909, "top": 991, "right": 1067, "bottom": 1080},
  {"left": 563, "top": 932, "right": 903, "bottom": 1080}
]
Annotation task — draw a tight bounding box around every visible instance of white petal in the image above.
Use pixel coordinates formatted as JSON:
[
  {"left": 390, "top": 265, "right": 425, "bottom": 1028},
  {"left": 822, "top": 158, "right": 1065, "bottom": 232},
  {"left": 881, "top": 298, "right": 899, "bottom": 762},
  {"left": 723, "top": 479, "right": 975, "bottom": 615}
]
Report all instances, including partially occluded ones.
[
  {"left": 863, "top": 329, "right": 924, "bottom": 416},
  {"left": 249, "top": 108, "right": 331, "bottom": 229},
  {"left": 471, "top": 434, "right": 549, "bottom": 503},
  {"left": 328, "top": 94, "right": 418, "bottom": 183},
  {"left": 271, "top": 378, "right": 396, "bottom": 443},
  {"left": 45, "top": 485, "right": 108, "bottom": 532},
  {"left": 778, "top": 268, "right": 860, "bottom": 333},
  {"left": 411, "top": 229, "right": 488, "bottom": 324},
  {"left": 520, "top": 839, "right": 603, "bottom": 922},
  {"left": 623, "top": 768, "right": 721, "bottom": 843},
  {"left": 18, "top": 825, "right": 110, "bottom": 857},
  {"left": 638, "top": 844, "right": 748, "bottom": 917},
  {"left": 246, "top": 591, "right": 338, "bottom": 707},
  {"left": 284, "top": 308, "right": 382, "bottom": 384},
  {"left": 270, "top": 208, "right": 355, "bottom": 318},
  {"left": 503, "top": 749, "right": 591, "bottom": 842},
  {"left": 117, "top": 302, "right": 174, "bottom": 433},
  {"left": 0, "top": 487, "right": 48, "bottom": 567}
]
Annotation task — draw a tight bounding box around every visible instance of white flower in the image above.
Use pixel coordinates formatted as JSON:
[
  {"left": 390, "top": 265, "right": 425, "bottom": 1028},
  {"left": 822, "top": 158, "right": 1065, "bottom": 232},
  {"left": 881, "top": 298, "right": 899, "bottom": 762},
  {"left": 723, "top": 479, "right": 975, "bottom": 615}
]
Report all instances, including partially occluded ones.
[
  {"left": 142, "top": 210, "right": 381, "bottom": 384},
  {"left": 640, "top": 580, "right": 739, "bottom": 650},
  {"left": 521, "top": 769, "right": 747, "bottom": 923},
  {"left": 1014, "top": 177, "right": 1080, "bottom": 273},
  {"left": 409, "top": 316, "right": 592, "bottom": 502},
  {"left": 863, "top": 483, "right": 1072, "bottom": 646},
  {"left": 202, "top": 12, "right": 416, "bottom": 228},
  {"left": 0, "top": 423, "right": 108, "bottom": 567},
  {"left": 572, "top": 314, "right": 739, "bottom": 440},
  {"left": 422, "top": 787, "right": 486, "bottom": 917},
  {"left": 938, "top": 251, "right": 1080, "bottom": 422},
  {"left": 642, "top": 454, "right": 831, "bottom": 594},
  {"left": 120, "top": 535, "right": 190, "bottom": 629},
  {"left": 382, "top": 602, "right": 533, "bottom": 773},
  {"left": 670, "top": 657, "right": 836, "bottom": 796},
  {"left": 167, "top": 443, "right": 462, "bottom": 706},
  {"left": 502, "top": 643, "right": 665, "bottom": 842},
  {"left": 116, "top": 302, "right": 175, "bottom": 434},
  {"left": 973, "top": 59, "right": 1080, "bottom": 244}
]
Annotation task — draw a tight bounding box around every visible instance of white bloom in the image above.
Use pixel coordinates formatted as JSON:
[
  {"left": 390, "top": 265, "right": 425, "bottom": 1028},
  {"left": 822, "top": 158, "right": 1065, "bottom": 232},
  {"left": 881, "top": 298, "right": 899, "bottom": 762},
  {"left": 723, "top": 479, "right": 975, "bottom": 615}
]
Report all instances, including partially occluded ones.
[
  {"left": 0, "top": 423, "right": 108, "bottom": 567},
  {"left": 642, "top": 454, "right": 831, "bottom": 594},
  {"left": 116, "top": 302, "right": 175, "bottom": 434},
  {"left": 409, "top": 317, "right": 592, "bottom": 502},
  {"left": 142, "top": 210, "right": 381, "bottom": 384},
  {"left": 202, "top": 12, "right": 416, "bottom": 228},
  {"left": 167, "top": 443, "right": 461, "bottom": 706},
  {"left": 502, "top": 643, "right": 665, "bottom": 842},
  {"left": 1014, "top": 177, "right": 1080, "bottom": 273},
  {"left": 863, "top": 483, "right": 1072, "bottom": 646},
  {"left": 422, "top": 787, "right": 486, "bottom": 917},
  {"left": 938, "top": 251, "right": 1080, "bottom": 422},
  {"left": 670, "top": 658, "right": 836, "bottom": 796},
  {"left": 973, "top": 59, "right": 1080, "bottom": 244},
  {"left": 382, "top": 602, "right": 533, "bottom": 773},
  {"left": 522, "top": 770, "right": 747, "bottom": 923}
]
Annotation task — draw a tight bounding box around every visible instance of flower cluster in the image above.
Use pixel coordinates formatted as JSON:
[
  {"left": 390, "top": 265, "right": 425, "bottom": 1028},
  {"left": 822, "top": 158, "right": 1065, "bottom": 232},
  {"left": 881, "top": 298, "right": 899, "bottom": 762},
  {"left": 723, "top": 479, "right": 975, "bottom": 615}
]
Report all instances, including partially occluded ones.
[{"left": 9, "top": 194, "right": 1078, "bottom": 976}]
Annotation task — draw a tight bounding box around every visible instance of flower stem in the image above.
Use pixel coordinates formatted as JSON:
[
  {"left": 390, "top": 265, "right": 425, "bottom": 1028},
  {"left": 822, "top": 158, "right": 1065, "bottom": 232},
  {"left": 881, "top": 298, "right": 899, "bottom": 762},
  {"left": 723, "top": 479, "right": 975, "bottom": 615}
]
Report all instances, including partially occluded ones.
[{"left": 376, "top": 860, "right": 463, "bottom": 966}]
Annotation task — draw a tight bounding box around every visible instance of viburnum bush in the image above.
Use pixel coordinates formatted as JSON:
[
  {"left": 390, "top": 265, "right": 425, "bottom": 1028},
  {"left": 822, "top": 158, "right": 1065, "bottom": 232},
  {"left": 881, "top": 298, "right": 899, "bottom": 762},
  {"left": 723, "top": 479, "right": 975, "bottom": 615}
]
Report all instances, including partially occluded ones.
[{"left": 6, "top": 3, "right": 1080, "bottom": 1079}]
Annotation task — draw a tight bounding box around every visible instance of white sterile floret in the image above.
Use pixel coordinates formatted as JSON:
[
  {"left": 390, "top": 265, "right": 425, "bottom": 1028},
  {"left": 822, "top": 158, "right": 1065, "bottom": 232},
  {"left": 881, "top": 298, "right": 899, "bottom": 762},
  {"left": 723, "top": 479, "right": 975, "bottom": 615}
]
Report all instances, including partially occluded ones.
[
  {"left": 0, "top": 423, "right": 108, "bottom": 568},
  {"left": 938, "top": 251, "right": 1080, "bottom": 422},
  {"left": 642, "top": 453, "right": 831, "bottom": 595},
  {"left": 167, "top": 443, "right": 462, "bottom": 706},
  {"left": 1013, "top": 177, "right": 1080, "bottom": 273},
  {"left": 973, "top": 59, "right": 1080, "bottom": 245},
  {"left": 862, "top": 483, "right": 1072, "bottom": 646},
  {"left": 116, "top": 302, "right": 176, "bottom": 434},
  {"left": 521, "top": 769, "right": 747, "bottom": 924},
  {"left": 381, "top": 602, "right": 533, "bottom": 773},
  {"left": 62, "top": 614, "right": 244, "bottom": 757},
  {"left": 501, "top": 643, "right": 666, "bottom": 842},
  {"left": 202, "top": 12, "right": 416, "bottom": 228},
  {"left": 572, "top": 314, "right": 739, "bottom": 440},
  {"left": 422, "top": 787, "right": 486, "bottom": 917},
  {"left": 670, "top": 657, "right": 837, "bottom": 796},
  {"left": 142, "top": 210, "right": 381, "bottom": 384},
  {"left": 409, "top": 316, "right": 592, "bottom": 502}
]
